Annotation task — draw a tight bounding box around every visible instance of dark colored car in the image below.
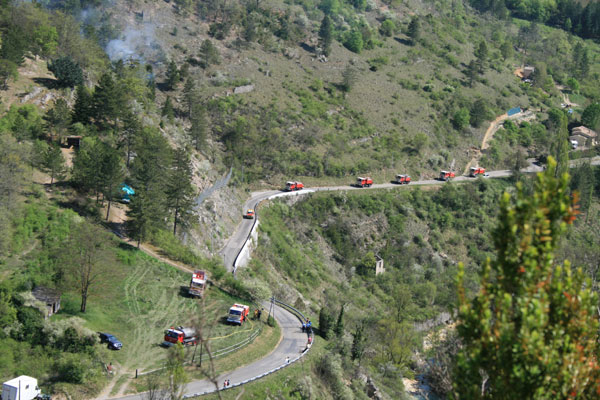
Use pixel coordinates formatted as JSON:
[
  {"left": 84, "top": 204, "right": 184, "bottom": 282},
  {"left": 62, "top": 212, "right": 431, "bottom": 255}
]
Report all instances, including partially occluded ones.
[{"left": 99, "top": 333, "right": 123, "bottom": 350}]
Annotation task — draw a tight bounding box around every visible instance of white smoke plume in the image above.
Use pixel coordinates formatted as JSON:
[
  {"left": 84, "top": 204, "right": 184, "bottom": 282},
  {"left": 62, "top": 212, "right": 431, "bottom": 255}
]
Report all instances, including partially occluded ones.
[{"left": 105, "top": 24, "right": 158, "bottom": 62}]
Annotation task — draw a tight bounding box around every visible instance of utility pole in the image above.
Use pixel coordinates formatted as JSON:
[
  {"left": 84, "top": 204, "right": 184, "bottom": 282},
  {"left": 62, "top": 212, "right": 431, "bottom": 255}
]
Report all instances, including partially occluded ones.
[{"left": 267, "top": 297, "right": 275, "bottom": 323}]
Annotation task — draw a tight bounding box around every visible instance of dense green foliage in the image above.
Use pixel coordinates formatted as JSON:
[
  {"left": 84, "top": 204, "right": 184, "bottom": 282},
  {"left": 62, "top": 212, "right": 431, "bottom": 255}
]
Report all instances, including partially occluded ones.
[
  {"left": 455, "top": 160, "right": 600, "bottom": 398},
  {"left": 0, "top": 202, "right": 106, "bottom": 389},
  {"left": 470, "top": 0, "right": 600, "bottom": 40}
]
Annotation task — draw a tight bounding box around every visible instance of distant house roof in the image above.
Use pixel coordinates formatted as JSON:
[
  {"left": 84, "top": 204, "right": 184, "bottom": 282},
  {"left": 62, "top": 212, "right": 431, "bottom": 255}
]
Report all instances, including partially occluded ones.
[
  {"left": 522, "top": 66, "right": 535, "bottom": 78},
  {"left": 32, "top": 286, "right": 61, "bottom": 304},
  {"left": 571, "top": 126, "right": 598, "bottom": 138}
]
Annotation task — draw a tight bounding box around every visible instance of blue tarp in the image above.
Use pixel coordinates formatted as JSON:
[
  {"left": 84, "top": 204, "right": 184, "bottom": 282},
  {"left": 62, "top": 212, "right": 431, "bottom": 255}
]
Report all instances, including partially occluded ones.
[
  {"left": 507, "top": 107, "right": 521, "bottom": 116},
  {"left": 121, "top": 184, "right": 135, "bottom": 202}
]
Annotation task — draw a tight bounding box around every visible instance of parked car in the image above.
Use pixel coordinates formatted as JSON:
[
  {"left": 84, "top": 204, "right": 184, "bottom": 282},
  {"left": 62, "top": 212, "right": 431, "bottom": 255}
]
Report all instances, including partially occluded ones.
[{"left": 99, "top": 333, "right": 123, "bottom": 350}]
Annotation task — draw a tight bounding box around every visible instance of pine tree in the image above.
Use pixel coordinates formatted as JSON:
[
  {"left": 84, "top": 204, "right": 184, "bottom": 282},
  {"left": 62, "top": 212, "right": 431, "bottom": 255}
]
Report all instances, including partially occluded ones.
[
  {"left": 549, "top": 109, "right": 570, "bottom": 178},
  {"left": 93, "top": 73, "right": 126, "bottom": 127},
  {"left": 100, "top": 145, "right": 125, "bottom": 221},
  {"left": 0, "top": 26, "right": 28, "bottom": 65},
  {"left": 454, "top": 158, "right": 599, "bottom": 398},
  {"left": 579, "top": 48, "right": 590, "bottom": 78},
  {"left": 570, "top": 161, "right": 595, "bottom": 221},
  {"left": 120, "top": 112, "right": 141, "bottom": 168},
  {"left": 166, "top": 60, "right": 180, "bottom": 90},
  {"left": 127, "top": 129, "right": 172, "bottom": 247},
  {"left": 341, "top": 64, "right": 358, "bottom": 93},
  {"left": 351, "top": 323, "right": 366, "bottom": 362},
  {"left": 182, "top": 77, "right": 197, "bottom": 118},
  {"left": 188, "top": 104, "right": 208, "bottom": 151},
  {"left": 407, "top": 16, "right": 420, "bottom": 45},
  {"left": 72, "top": 85, "right": 94, "bottom": 125},
  {"left": 47, "top": 56, "right": 83, "bottom": 88},
  {"left": 499, "top": 40, "right": 513, "bottom": 60},
  {"left": 333, "top": 304, "right": 345, "bottom": 337},
  {"left": 0, "top": 60, "right": 18, "bottom": 90},
  {"left": 474, "top": 40, "right": 489, "bottom": 73},
  {"left": 581, "top": 103, "right": 600, "bottom": 131},
  {"left": 41, "top": 144, "right": 66, "bottom": 185},
  {"left": 465, "top": 60, "right": 478, "bottom": 87},
  {"left": 162, "top": 96, "right": 175, "bottom": 123},
  {"left": 318, "top": 307, "right": 334, "bottom": 339},
  {"left": 72, "top": 137, "right": 105, "bottom": 201},
  {"left": 166, "top": 147, "right": 196, "bottom": 236},
  {"left": 44, "top": 98, "right": 71, "bottom": 141},
  {"left": 572, "top": 42, "right": 583, "bottom": 71},
  {"left": 199, "top": 40, "right": 220, "bottom": 68},
  {"left": 318, "top": 15, "right": 333, "bottom": 56}
]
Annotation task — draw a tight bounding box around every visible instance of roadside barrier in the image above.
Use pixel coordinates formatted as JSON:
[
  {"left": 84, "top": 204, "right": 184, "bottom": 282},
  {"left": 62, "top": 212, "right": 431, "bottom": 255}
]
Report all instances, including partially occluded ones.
[{"left": 232, "top": 190, "right": 314, "bottom": 275}]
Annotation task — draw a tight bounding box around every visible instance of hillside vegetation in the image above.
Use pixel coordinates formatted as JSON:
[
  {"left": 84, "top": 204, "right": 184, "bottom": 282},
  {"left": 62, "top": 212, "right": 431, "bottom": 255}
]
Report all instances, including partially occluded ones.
[
  {"left": 238, "top": 163, "right": 600, "bottom": 398},
  {"left": 2, "top": 0, "right": 600, "bottom": 398}
]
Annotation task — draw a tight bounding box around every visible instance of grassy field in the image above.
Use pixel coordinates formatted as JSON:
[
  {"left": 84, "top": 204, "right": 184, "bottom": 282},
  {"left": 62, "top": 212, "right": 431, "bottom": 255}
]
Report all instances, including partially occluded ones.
[{"left": 55, "top": 247, "right": 270, "bottom": 374}]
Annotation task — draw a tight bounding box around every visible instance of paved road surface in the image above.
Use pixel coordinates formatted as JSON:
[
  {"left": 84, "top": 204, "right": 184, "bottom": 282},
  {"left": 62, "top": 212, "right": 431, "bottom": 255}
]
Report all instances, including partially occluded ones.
[
  {"left": 112, "top": 303, "right": 308, "bottom": 400},
  {"left": 220, "top": 190, "right": 280, "bottom": 269}
]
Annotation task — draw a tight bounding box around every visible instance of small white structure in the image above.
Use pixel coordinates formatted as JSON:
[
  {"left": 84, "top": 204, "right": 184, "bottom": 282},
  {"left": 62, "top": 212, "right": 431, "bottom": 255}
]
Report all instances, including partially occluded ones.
[
  {"left": 2, "top": 376, "right": 41, "bottom": 400},
  {"left": 375, "top": 255, "right": 385, "bottom": 276}
]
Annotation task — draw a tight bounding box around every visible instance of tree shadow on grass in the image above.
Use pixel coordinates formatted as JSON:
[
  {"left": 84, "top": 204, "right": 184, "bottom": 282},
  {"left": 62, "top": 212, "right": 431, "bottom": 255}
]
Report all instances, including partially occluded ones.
[
  {"left": 394, "top": 37, "right": 412, "bottom": 46},
  {"left": 299, "top": 42, "right": 315, "bottom": 54},
  {"left": 33, "top": 77, "right": 59, "bottom": 90}
]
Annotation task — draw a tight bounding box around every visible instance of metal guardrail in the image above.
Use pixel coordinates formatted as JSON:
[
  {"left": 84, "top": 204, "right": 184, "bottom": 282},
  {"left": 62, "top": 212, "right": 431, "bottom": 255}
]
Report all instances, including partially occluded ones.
[{"left": 182, "top": 298, "right": 314, "bottom": 398}]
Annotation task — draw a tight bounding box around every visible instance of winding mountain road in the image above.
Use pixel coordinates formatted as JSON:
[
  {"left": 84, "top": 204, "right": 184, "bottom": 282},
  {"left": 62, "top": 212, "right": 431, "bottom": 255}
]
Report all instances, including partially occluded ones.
[{"left": 109, "top": 156, "right": 599, "bottom": 399}]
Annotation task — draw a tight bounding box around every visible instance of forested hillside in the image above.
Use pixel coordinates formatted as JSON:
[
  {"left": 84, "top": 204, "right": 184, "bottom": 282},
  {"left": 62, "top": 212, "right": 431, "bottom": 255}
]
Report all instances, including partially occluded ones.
[
  {"left": 1, "top": 0, "right": 600, "bottom": 398},
  {"left": 236, "top": 163, "right": 600, "bottom": 399}
]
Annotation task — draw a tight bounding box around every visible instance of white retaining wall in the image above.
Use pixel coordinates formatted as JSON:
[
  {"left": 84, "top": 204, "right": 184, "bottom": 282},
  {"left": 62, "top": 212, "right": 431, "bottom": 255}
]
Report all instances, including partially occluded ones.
[{"left": 232, "top": 190, "right": 314, "bottom": 273}]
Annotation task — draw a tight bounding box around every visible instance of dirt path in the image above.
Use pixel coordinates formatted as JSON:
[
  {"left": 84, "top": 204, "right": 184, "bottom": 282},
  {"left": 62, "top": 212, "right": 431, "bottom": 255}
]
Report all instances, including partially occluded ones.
[
  {"left": 463, "top": 111, "right": 536, "bottom": 175},
  {"left": 104, "top": 202, "right": 194, "bottom": 275},
  {"left": 96, "top": 376, "right": 118, "bottom": 400},
  {"left": 561, "top": 91, "right": 579, "bottom": 108},
  {"left": 463, "top": 113, "right": 508, "bottom": 175}
]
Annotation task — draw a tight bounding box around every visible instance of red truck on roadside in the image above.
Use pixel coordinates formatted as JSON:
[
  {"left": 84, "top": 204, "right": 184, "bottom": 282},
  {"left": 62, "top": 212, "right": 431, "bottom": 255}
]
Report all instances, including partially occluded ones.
[
  {"left": 163, "top": 326, "right": 198, "bottom": 347},
  {"left": 227, "top": 304, "right": 250, "bottom": 325},
  {"left": 188, "top": 270, "right": 207, "bottom": 298}
]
